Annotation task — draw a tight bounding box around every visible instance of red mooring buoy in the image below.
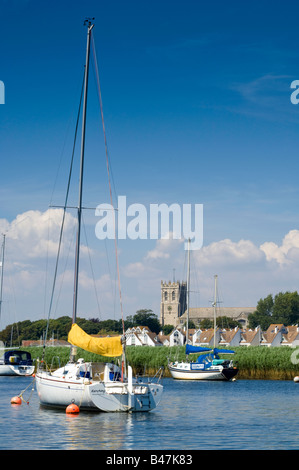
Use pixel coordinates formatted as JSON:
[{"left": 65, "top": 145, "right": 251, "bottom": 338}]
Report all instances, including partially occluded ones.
[
  {"left": 66, "top": 403, "right": 80, "bottom": 414},
  {"left": 11, "top": 396, "right": 22, "bottom": 405}
]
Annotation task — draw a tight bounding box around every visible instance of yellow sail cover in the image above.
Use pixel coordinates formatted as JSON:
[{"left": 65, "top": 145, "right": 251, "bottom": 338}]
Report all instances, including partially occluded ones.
[{"left": 68, "top": 323, "right": 123, "bottom": 357}]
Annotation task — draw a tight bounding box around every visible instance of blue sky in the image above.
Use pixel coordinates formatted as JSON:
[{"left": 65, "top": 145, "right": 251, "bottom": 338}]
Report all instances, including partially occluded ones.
[{"left": 1, "top": 0, "right": 299, "bottom": 329}]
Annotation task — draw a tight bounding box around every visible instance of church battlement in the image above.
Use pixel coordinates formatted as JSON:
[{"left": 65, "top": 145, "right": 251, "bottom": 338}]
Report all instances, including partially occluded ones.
[{"left": 161, "top": 281, "right": 182, "bottom": 287}]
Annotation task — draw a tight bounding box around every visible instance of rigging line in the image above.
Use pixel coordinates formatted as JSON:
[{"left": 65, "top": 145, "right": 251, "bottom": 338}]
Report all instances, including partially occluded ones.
[
  {"left": 43, "top": 74, "right": 85, "bottom": 353},
  {"left": 82, "top": 213, "right": 102, "bottom": 319},
  {"left": 91, "top": 31, "right": 125, "bottom": 335},
  {"left": 53, "top": 223, "right": 76, "bottom": 318},
  {"left": 48, "top": 71, "right": 87, "bottom": 208},
  {"left": 90, "top": 43, "right": 117, "bottom": 205}
]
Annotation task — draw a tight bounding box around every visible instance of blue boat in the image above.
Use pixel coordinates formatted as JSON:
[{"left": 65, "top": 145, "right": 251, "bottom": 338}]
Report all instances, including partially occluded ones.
[{"left": 169, "top": 345, "right": 239, "bottom": 381}]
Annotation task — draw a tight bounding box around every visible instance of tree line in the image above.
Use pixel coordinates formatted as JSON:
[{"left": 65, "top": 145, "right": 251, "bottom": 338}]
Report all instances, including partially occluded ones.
[{"left": 0, "top": 309, "right": 163, "bottom": 346}]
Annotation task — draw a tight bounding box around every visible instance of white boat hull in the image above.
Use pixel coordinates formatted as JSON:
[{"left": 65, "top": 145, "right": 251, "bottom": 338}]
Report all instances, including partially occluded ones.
[
  {"left": 169, "top": 362, "right": 238, "bottom": 381},
  {"left": 35, "top": 360, "right": 163, "bottom": 412},
  {"left": 0, "top": 364, "right": 35, "bottom": 376}
]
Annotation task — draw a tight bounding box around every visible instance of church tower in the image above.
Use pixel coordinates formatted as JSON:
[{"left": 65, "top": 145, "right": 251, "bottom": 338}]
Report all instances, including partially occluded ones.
[{"left": 160, "top": 280, "right": 187, "bottom": 327}]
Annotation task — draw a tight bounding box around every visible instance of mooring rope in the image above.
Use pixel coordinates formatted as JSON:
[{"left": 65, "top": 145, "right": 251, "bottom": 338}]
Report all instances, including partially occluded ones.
[{"left": 18, "top": 376, "right": 36, "bottom": 404}]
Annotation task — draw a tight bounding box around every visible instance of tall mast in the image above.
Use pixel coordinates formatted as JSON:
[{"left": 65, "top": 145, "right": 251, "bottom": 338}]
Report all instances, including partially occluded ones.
[
  {"left": 213, "top": 274, "right": 218, "bottom": 348},
  {"left": 186, "top": 238, "right": 190, "bottom": 346},
  {"left": 0, "top": 234, "right": 5, "bottom": 320},
  {"left": 72, "top": 21, "right": 94, "bottom": 324}
]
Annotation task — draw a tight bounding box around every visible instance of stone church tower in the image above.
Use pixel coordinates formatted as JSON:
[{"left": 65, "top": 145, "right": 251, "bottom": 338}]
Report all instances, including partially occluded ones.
[{"left": 160, "top": 281, "right": 187, "bottom": 326}]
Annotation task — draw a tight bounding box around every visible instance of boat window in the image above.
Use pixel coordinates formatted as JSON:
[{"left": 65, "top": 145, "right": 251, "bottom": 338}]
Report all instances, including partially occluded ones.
[{"left": 3, "top": 350, "right": 32, "bottom": 364}]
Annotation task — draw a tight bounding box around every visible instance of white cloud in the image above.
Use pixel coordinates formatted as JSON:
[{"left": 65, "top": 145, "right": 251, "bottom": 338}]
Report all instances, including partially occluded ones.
[
  {"left": 124, "top": 261, "right": 148, "bottom": 278},
  {"left": 194, "top": 238, "right": 264, "bottom": 266},
  {"left": 145, "top": 235, "right": 184, "bottom": 261},
  {"left": 1, "top": 208, "right": 77, "bottom": 261},
  {"left": 260, "top": 230, "right": 299, "bottom": 265}
]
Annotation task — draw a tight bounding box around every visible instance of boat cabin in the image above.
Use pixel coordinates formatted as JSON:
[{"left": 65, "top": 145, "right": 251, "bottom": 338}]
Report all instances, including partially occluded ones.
[{"left": 0, "top": 350, "right": 33, "bottom": 365}]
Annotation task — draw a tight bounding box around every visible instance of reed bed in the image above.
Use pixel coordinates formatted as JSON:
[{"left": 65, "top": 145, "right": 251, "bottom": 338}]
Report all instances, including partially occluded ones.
[{"left": 24, "top": 345, "right": 299, "bottom": 379}]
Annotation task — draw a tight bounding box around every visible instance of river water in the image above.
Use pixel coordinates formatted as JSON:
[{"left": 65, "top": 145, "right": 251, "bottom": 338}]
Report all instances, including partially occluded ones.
[{"left": 1, "top": 376, "right": 298, "bottom": 450}]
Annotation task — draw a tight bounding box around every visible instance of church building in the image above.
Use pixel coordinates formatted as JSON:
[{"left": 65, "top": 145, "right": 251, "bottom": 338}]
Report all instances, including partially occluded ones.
[{"left": 160, "top": 280, "right": 255, "bottom": 328}]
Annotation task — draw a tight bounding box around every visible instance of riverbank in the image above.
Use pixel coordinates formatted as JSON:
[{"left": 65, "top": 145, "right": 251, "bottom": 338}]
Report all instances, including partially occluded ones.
[{"left": 22, "top": 344, "right": 299, "bottom": 380}]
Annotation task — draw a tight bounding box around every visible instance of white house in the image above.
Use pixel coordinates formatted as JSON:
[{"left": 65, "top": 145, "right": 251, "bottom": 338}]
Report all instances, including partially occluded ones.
[
  {"left": 239, "top": 327, "right": 261, "bottom": 346},
  {"left": 260, "top": 324, "right": 286, "bottom": 347},
  {"left": 192, "top": 328, "right": 221, "bottom": 348},
  {"left": 125, "top": 326, "right": 163, "bottom": 347},
  {"left": 280, "top": 325, "right": 299, "bottom": 347},
  {"left": 169, "top": 328, "right": 185, "bottom": 347},
  {"left": 218, "top": 327, "right": 242, "bottom": 347}
]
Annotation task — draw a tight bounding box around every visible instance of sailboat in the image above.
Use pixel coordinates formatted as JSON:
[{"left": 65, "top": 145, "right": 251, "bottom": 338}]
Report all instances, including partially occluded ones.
[
  {"left": 168, "top": 246, "right": 238, "bottom": 381},
  {"left": 0, "top": 234, "right": 35, "bottom": 376},
  {"left": 35, "top": 20, "right": 163, "bottom": 412}
]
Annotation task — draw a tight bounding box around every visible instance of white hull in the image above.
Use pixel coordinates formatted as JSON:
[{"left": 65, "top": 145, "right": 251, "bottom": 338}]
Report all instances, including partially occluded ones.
[
  {"left": 0, "top": 364, "right": 35, "bottom": 376},
  {"left": 35, "top": 360, "right": 163, "bottom": 412},
  {"left": 169, "top": 367, "right": 224, "bottom": 380},
  {"left": 169, "top": 361, "right": 238, "bottom": 381}
]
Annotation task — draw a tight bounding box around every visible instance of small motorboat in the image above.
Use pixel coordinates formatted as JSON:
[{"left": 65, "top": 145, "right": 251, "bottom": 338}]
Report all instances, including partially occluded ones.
[{"left": 0, "top": 350, "right": 35, "bottom": 376}]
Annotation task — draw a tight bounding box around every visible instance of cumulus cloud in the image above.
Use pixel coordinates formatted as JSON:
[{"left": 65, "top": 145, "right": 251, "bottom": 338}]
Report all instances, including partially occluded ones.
[
  {"left": 123, "top": 235, "right": 184, "bottom": 279},
  {"left": 194, "top": 238, "right": 264, "bottom": 266},
  {"left": 1, "top": 208, "right": 77, "bottom": 261},
  {"left": 260, "top": 230, "right": 299, "bottom": 265},
  {"left": 145, "top": 235, "right": 184, "bottom": 261}
]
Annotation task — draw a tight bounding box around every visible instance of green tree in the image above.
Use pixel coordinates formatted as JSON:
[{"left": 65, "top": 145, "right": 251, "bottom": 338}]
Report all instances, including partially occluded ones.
[
  {"left": 248, "top": 294, "right": 274, "bottom": 330},
  {"left": 96, "top": 319, "right": 123, "bottom": 334},
  {"left": 161, "top": 324, "right": 173, "bottom": 335},
  {"left": 199, "top": 318, "right": 213, "bottom": 329},
  {"left": 248, "top": 291, "right": 299, "bottom": 330},
  {"left": 131, "top": 309, "right": 161, "bottom": 334},
  {"left": 272, "top": 291, "right": 299, "bottom": 325}
]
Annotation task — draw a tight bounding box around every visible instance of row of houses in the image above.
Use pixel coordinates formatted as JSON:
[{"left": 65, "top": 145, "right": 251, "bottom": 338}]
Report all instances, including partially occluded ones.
[
  {"left": 124, "top": 324, "right": 299, "bottom": 348},
  {"left": 22, "top": 324, "right": 299, "bottom": 349}
]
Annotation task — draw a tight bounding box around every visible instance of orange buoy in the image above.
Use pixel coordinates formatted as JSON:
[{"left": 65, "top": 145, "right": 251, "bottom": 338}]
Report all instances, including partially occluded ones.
[
  {"left": 66, "top": 403, "right": 80, "bottom": 414},
  {"left": 11, "top": 396, "right": 22, "bottom": 405}
]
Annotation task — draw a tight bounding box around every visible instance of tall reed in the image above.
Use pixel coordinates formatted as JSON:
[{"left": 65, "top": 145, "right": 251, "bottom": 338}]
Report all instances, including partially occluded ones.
[{"left": 24, "top": 345, "right": 299, "bottom": 379}]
